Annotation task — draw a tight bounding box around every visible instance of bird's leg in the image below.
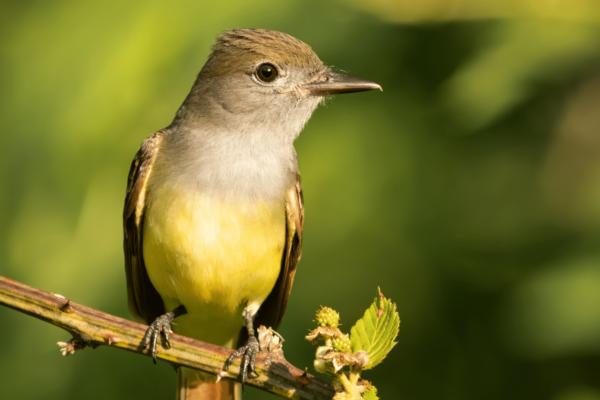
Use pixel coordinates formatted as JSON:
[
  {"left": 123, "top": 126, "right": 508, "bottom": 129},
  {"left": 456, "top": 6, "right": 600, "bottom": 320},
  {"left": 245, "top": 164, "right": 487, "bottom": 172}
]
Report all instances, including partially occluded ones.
[
  {"left": 141, "top": 305, "right": 187, "bottom": 364},
  {"left": 223, "top": 307, "right": 260, "bottom": 386}
]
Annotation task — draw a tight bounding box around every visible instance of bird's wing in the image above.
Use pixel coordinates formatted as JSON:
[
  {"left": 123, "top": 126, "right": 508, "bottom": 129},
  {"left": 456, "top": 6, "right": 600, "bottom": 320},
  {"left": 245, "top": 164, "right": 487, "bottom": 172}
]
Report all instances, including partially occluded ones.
[
  {"left": 123, "top": 131, "right": 165, "bottom": 325},
  {"left": 255, "top": 174, "right": 305, "bottom": 330}
]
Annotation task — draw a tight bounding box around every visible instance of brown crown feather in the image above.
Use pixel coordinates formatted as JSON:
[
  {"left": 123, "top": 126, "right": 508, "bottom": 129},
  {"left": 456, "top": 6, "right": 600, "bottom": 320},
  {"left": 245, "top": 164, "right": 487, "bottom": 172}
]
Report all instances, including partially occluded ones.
[{"left": 202, "top": 28, "right": 324, "bottom": 78}]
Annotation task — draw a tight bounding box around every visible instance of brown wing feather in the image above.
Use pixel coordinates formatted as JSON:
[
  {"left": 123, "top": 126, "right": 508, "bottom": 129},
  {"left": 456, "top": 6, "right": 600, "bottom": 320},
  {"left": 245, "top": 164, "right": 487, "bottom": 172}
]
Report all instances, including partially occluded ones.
[
  {"left": 254, "top": 174, "right": 305, "bottom": 331},
  {"left": 123, "top": 131, "right": 165, "bottom": 324}
]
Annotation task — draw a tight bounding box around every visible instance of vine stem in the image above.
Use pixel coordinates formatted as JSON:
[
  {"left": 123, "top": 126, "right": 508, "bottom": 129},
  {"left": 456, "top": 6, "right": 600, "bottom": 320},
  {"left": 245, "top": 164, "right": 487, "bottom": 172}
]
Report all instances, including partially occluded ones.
[
  {"left": 335, "top": 372, "right": 363, "bottom": 400},
  {"left": 0, "top": 275, "right": 335, "bottom": 400}
]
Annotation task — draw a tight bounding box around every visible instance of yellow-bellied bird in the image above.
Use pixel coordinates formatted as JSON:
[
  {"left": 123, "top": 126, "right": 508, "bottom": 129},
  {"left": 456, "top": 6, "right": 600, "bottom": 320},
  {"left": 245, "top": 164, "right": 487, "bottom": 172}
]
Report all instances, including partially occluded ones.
[{"left": 123, "top": 29, "right": 380, "bottom": 400}]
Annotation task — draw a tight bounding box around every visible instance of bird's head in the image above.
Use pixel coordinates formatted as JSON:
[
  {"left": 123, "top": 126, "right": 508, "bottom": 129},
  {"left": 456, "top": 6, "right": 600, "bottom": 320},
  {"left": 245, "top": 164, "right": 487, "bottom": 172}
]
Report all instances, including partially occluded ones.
[{"left": 174, "top": 29, "right": 381, "bottom": 140}]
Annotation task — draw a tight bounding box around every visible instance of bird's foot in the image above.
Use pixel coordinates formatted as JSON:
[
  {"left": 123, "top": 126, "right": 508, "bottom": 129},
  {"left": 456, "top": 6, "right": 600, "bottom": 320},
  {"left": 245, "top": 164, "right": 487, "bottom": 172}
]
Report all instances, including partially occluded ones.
[
  {"left": 223, "top": 335, "right": 260, "bottom": 385},
  {"left": 141, "top": 305, "right": 186, "bottom": 364}
]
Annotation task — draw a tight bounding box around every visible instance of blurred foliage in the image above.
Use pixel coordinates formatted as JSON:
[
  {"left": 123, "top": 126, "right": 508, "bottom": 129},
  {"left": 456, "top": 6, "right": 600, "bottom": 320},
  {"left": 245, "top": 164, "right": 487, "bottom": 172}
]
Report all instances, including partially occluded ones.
[{"left": 1, "top": 0, "right": 600, "bottom": 399}]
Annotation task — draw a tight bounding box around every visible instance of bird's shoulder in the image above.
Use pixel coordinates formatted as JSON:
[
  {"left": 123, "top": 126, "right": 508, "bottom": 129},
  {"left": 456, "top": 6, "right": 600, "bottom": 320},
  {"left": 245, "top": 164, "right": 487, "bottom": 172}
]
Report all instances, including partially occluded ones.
[{"left": 123, "top": 131, "right": 164, "bottom": 222}]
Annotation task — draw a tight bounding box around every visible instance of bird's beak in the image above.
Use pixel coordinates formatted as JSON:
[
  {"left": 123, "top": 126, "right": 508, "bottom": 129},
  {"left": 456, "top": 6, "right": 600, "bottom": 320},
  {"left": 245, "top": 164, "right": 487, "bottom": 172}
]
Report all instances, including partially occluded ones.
[{"left": 304, "top": 71, "right": 382, "bottom": 96}]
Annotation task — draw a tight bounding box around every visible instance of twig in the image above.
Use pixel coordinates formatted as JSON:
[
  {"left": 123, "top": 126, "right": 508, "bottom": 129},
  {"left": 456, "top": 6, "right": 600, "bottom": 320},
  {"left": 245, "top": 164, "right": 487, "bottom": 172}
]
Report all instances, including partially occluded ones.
[{"left": 0, "top": 275, "right": 335, "bottom": 400}]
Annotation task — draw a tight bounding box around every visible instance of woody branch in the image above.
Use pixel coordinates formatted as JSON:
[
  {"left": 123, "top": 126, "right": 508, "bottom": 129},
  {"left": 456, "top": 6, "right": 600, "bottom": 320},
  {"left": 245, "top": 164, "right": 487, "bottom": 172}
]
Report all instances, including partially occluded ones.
[{"left": 0, "top": 275, "right": 334, "bottom": 400}]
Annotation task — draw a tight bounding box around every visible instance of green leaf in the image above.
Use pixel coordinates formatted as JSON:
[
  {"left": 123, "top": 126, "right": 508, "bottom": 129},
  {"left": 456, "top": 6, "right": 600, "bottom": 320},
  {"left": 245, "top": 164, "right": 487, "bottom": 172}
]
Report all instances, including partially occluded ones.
[
  {"left": 363, "top": 387, "right": 379, "bottom": 400},
  {"left": 350, "top": 288, "right": 400, "bottom": 370}
]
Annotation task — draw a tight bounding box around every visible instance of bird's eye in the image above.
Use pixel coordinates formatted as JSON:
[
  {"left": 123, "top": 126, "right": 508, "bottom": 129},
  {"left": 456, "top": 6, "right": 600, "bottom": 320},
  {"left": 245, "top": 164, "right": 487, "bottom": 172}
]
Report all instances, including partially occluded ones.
[{"left": 256, "top": 63, "right": 278, "bottom": 83}]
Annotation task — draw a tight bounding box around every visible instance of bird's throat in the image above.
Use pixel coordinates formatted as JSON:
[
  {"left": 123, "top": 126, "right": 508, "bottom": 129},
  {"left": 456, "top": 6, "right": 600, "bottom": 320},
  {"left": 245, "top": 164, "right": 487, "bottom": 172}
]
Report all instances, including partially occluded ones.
[{"left": 155, "top": 127, "right": 299, "bottom": 202}]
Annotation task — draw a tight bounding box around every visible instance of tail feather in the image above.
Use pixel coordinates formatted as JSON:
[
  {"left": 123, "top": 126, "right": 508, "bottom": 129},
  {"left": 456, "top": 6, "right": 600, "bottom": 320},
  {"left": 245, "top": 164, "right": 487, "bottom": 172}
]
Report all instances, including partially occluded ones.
[{"left": 177, "top": 367, "right": 240, "bottom": 400}]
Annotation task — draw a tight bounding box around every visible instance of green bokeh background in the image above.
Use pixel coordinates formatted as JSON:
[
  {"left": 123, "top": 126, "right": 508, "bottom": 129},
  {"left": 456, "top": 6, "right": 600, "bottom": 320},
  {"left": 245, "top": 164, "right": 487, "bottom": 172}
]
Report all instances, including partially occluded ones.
[{"left": 2, "top": 1, "right": 600, "bottom": 399}]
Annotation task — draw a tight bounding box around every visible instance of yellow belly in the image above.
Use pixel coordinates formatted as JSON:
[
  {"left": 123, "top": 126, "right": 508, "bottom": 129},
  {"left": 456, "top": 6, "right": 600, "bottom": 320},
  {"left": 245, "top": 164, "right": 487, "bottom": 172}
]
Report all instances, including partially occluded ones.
[{"left": 143, "top": 186, "right": 285, "bottom": 348}]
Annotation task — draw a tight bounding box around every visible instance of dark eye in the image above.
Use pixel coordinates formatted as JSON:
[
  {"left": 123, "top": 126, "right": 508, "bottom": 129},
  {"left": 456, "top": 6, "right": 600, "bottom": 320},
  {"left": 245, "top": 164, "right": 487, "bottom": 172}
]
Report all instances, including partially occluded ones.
[{"left": 256, "top": 63, "right": 278, "bottom": 82}]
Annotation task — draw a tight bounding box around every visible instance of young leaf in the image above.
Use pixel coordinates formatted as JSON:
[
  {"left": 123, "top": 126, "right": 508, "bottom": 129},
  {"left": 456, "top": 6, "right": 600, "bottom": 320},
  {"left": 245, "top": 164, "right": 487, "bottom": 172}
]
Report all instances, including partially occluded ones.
[
  {"left": 363, "top": 387, "right": 379, "bottom": 400},
  {"left": 350, "top": 288, "right": 400, "bottom": 370}
]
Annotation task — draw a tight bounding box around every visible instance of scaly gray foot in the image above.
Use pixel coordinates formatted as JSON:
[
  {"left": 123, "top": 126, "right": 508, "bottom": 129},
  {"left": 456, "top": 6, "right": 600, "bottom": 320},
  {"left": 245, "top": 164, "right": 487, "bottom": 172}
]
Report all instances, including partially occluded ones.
[
  {"left": 224, "top": 334, "right": 260, "bottom": 385},
  {"left": 141, "top": 305, "right": 187, "bottom": 363}
]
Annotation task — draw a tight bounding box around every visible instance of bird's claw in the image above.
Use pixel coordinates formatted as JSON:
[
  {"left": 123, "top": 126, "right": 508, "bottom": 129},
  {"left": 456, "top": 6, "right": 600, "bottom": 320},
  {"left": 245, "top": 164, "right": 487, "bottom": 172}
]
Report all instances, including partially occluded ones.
[
  {"left": 223, "top": 335, "right": 260, "bottom": 385},
  {"left": 141, "top": 314, "right": 174, "bottom": 364}
]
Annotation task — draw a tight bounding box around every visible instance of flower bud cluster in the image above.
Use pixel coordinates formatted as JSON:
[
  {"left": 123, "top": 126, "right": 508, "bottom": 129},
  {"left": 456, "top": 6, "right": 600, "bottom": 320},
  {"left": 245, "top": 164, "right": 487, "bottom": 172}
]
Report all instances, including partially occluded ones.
[
  {"left": 316, "top": 306, "right": 340, "bottom": 328},
  {"left": 332, "top": 334, "right": 351, "bottom": 353},
  {"left": 307, "top": 291, "right": 397, "bottom": 400},
  {"left": 306, "top": 307, "right": 370, "bottom": 378}
]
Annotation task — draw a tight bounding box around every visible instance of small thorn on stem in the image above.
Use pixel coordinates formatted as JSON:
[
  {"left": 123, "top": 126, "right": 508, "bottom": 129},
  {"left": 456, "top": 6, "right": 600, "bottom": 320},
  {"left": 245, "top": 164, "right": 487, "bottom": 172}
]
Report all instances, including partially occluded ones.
[
  {"left": 106, "top": 335, "right": 120, "bottom": 345},
  {"left": 215, "top": 369, "right": 229, "bottom": 383},
  {"left": 295, "top": 367, "right": 311, "bottom": 386},
  {"left": 60, "top": 299, "right": 74, "bottom": 313}
]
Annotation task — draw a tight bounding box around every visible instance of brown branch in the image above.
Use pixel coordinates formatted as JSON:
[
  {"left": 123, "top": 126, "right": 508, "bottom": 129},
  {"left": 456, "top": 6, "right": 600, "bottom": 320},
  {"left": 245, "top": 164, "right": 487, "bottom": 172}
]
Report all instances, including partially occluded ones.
[{"left": 0, "top": 275, "right": 335, "bottom": 400}]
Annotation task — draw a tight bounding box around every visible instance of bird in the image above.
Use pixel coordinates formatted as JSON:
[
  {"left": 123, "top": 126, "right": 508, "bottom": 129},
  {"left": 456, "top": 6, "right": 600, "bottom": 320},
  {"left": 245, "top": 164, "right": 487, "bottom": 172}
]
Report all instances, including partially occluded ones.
[{"left": 123, "top": 28, "right": 380, "bottom": 400}]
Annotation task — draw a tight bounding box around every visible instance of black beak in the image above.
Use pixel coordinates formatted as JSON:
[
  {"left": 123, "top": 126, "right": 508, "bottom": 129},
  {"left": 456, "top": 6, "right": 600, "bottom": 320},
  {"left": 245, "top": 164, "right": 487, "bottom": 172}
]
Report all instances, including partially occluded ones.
[{"left": 304, "top": 71, "right": 382, "bottom": 96}]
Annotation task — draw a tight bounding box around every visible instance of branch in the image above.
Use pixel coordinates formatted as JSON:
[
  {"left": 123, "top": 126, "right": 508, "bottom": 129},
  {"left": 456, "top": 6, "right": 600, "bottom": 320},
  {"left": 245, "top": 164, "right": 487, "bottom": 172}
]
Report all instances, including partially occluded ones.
[{"left": 0, "top": 275, "right": 335, "bottom": 400}]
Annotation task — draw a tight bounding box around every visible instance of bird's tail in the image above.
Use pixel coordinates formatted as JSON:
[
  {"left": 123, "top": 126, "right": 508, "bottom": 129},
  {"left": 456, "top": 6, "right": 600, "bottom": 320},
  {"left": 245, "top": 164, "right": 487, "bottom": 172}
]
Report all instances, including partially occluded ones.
[{"left": 177, "top": 367, "right": 241, "bottom": 400}]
